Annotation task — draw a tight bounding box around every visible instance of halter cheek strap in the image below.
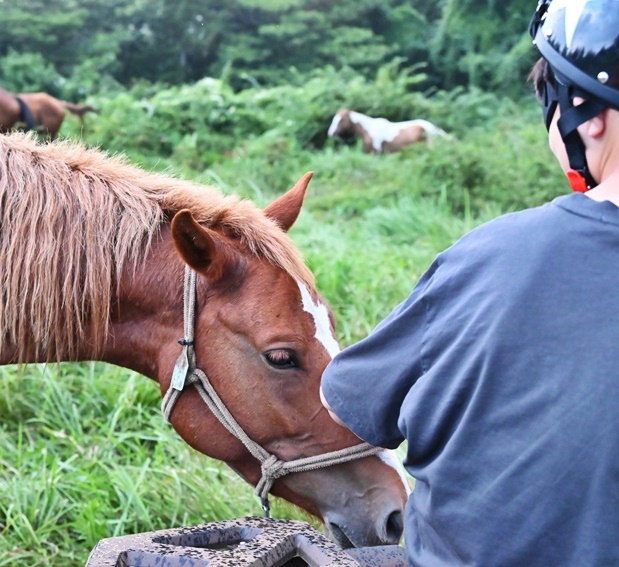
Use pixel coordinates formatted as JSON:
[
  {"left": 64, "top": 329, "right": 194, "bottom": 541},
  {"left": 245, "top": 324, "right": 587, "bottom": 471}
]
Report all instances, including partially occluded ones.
[
  {"left": 555, "top": 84, "right": 605, "bottom": 192},
  {"left": 161, "top": 265, "right": 381, "bottom": 517}
]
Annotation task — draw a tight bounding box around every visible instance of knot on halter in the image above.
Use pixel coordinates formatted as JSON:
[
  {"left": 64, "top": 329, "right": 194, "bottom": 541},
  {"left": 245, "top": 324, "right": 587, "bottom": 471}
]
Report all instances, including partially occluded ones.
[
  {"left": 255, "top": 454, "right": 287, "bottom": 501},
  {"left": 254, "top": 454, "right": 289, "bottom": 517},
  {"left": 185, "top": 370, "right": 200, "bottom": 386},
  {"left": 262, "top": 454, "right": 287, "bottom": 479}
]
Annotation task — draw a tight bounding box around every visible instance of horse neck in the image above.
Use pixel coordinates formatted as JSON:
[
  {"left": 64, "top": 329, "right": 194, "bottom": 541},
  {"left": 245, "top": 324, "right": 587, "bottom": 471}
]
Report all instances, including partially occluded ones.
[
  {"left": 348, "top": 111, "right": 373, "bottom": 133},
  {"left": 348, "top": 112, "right": 378, "bottom": 151},
  {"left": 101, "top": 226, "right": 185, "bottom": 382}
]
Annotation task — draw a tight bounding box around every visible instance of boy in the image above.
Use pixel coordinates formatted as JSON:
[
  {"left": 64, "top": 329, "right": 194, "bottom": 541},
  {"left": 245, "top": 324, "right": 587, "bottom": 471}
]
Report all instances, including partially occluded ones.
[{"left": 321, "top": 1, "right": 619, "bottom": 564}]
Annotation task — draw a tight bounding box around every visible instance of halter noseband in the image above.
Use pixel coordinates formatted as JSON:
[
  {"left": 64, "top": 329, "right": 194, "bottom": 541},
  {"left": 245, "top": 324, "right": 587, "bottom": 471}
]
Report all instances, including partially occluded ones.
[{"left": 161, "top": 265, "right": 381, "bottom": 517}]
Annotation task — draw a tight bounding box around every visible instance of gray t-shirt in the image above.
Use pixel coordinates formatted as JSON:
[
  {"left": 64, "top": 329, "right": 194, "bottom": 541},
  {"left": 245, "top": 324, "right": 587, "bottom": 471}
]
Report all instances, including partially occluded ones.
[{"left": 322, "top": 194, "right": 619, "bottom": 566}]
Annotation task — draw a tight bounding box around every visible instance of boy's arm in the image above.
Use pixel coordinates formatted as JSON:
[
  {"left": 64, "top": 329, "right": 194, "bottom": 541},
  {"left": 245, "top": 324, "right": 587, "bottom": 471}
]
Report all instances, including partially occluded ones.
[{"left": 320, "top": 385, "right": 349, "bottom": 429}]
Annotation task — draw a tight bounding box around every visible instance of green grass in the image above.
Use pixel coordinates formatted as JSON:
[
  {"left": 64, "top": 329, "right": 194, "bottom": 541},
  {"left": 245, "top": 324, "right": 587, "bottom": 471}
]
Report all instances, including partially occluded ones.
[{"left": 0, "top": 363, "right": 317, "bottom": 565}]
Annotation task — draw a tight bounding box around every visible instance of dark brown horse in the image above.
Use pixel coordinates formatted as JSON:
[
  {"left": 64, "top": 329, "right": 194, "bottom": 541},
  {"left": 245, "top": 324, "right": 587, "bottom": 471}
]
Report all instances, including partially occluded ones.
[
  {"left": 328, "top": 108, "right": 449, "bottom": 154},
  {"left": 0, "top": 133, "right": 409, "bottom": 550},
  {"left": 0, "top": 87, "right": 98, "bottom": 139}
]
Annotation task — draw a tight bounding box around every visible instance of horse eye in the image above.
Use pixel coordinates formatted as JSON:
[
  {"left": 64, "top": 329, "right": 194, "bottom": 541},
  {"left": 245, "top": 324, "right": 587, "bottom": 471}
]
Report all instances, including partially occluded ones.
[{"left": 264, "top": 349, "right": 298, "bottom": 369}]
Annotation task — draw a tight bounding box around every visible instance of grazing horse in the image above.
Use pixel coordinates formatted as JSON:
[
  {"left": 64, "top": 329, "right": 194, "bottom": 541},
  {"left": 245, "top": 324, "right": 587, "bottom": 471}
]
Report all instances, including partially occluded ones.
[
  {"left": 0, "top": 87, "right": 98, "bottom": 139},
  {"left": 328, "top": 108, "right": 449, "bottom": 154},
  {"left": 0, "top": 133, "right": 409, "bottom": 549}
]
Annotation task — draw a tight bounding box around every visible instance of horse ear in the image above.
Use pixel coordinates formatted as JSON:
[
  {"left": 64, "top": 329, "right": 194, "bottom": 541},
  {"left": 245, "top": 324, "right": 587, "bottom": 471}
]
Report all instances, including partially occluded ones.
[
  {"left": 171, "top": 209, "right": 236, "bottom": 281},
  {"left": 263, "top": 172, "right": 313, "bottom": 232}
]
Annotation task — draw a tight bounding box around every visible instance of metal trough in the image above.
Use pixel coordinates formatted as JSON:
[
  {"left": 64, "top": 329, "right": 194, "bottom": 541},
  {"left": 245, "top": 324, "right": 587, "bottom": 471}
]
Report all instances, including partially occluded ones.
[{"left": 85, "top": 516, "right": 408, "bottom": 567}]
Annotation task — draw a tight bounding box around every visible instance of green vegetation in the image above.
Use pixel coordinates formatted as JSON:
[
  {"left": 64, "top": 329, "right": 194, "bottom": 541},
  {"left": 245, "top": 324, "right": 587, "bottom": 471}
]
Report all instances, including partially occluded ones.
[
  {"left": 0, "top": 363, "right": 277, "bottom": 566},
  {"left": 0, "top": 0, "right": 535, "bottom": 97},
  {"left": 0, "top": 2, "right": 571, "bottom": 565}
]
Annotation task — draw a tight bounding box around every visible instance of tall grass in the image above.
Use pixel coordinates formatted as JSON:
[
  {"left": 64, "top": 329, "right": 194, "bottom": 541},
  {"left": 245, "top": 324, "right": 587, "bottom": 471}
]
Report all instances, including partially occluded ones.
[
  {"left": 1, "top": 74, "right": 568, "bottom": 565},
  {"left": 0, "top": 363, "right": 309, "bottom": 565}
]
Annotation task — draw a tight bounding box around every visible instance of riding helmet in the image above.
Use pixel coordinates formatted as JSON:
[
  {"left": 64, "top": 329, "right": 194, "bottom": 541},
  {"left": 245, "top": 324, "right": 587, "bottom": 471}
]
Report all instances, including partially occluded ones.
[{"left": 529, "top": 0, "right": 619, "bottom": 190}]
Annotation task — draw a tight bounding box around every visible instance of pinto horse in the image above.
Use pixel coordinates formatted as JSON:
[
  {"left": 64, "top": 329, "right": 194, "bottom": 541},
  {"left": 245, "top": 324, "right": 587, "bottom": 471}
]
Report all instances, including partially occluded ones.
[
  {"left": 0, "top": 87, "right": 98, "bottom": 139},
  {"left": 0, "top": 133, "right": 408, "bottom": 549},
  {"left": 328, "top": 108, "right": 449, "bottom": 154}
]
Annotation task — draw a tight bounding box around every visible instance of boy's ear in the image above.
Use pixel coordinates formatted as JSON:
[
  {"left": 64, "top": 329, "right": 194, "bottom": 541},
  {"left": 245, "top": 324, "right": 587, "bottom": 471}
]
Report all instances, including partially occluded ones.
[
  {"left": 586, "top": 108, "right": 608, "bottom": 138},
  {"left": 573, "top": 96, "right": 607, "bottom": 139}
]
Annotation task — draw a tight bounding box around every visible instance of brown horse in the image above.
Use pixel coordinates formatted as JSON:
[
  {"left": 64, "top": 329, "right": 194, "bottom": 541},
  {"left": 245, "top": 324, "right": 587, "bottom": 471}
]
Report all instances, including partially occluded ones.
[
  {"left": 0, "top": 87, "right": 98, "bottom": 139},
  {"left": 0, "top": 133, "right": 408, "bottom": 549},
  {"left": 328, "top": 108, "right": 449, "bottom": 154}
]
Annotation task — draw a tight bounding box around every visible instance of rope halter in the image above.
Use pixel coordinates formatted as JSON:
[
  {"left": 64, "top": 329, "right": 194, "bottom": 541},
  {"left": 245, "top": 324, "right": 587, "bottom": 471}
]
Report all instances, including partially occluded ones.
[{"left": 161, "top": 265, "right": 381, "bottom": 517}]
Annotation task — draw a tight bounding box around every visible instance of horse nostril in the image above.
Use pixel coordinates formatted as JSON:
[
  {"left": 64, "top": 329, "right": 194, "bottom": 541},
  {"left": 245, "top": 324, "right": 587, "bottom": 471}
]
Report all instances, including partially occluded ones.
[{"left": 384, "top": 509, "right": 404, "bottom": 544}]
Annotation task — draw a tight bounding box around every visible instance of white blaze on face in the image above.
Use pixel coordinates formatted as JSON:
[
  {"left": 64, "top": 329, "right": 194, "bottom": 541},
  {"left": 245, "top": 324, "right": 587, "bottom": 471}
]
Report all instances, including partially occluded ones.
[
  {"left": 378, "top": 449, "right": 413, "bottom": 495},
  {"left": 327, "top": 114, "right": 342, "bottom": 137},
  {"left": 298, "top": 281, "right": 411, "bottom": 495},
  {"left": 297, "top": 281, "right": 340, "bottom": 359}
]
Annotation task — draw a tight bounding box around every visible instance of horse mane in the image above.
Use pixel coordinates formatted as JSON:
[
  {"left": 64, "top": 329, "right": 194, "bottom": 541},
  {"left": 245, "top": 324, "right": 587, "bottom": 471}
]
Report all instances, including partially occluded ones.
[{"left": 0, "top": 133, "right": 314, "bottom": 362}]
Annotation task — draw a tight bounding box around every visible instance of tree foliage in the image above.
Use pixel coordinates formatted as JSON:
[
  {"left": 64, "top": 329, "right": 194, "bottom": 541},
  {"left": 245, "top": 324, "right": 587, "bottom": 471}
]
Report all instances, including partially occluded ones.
[{"left": 0, "top": 0, "right": 538, "bottom": 98}]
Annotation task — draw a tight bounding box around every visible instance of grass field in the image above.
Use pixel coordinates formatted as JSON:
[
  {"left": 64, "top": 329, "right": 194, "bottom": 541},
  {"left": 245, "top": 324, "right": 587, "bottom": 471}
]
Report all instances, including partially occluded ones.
[{"left": 0, "top": 83, "right": 566, "bottom": 565}]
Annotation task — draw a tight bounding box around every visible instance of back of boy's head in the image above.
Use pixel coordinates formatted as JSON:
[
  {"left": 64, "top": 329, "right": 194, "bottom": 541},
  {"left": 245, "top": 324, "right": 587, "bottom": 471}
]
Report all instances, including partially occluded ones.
[
  {"left": 529, "top": 0, "right": 619, "bottom": 191},
  {"left": 530, "top": 0, "right": 619, "bottom": 109}
]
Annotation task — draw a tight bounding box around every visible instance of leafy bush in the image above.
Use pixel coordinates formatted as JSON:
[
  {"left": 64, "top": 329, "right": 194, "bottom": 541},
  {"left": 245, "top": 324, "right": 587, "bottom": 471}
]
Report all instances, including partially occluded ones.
[
  {"left": 66, "top": 64, "right": 566, "bottom": 214},
  {"left": 0, "top": 49, "right": 62, "bottom": 95}
]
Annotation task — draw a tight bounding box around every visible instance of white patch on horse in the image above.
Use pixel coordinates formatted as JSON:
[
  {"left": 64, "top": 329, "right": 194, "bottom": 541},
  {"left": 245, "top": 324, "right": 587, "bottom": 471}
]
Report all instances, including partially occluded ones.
[
  {"left": 297, "top": 281, "right": 340, "bottom": 359},
  {"left": 349, "top": 111, "right": 395, "bottom": 153},
  {"left": 378, "top": 450, "right": 413, "bottom": 495},
  {"left": 349, "top": 111, "right": 447, "bottom": 153},
  {"left": 410, "top": 119, "right": 448, "bottom": 137}
]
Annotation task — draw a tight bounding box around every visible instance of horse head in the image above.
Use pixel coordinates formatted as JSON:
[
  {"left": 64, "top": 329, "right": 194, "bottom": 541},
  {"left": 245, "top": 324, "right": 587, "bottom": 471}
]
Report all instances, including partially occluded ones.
[
  {"left": 164, "top": 173, "right": 408, "bottom": 548},
  {"left": 327, "top": 108, "right": 355, "bottom": 139}
]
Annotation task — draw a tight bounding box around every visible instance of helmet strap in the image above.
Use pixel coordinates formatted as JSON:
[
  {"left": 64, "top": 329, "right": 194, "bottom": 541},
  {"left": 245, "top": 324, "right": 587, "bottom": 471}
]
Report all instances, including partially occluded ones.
[{"left": 556, "top": 83, "right": 605, "bottom": 192}]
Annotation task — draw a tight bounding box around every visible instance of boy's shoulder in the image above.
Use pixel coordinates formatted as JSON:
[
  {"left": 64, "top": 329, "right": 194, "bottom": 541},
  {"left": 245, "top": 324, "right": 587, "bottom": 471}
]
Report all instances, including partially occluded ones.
[
  {"left": 419, "top": 193, "right": 619, "bottom": 300},
  {"left": 427, "top": 195, "right": 587, "bottom": 288},
  {"left": 442, "top": 197, "right": 565, "bottom": 258},
  {"left": 445, "top": 193, "right": 619, "bottom": 256}
]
